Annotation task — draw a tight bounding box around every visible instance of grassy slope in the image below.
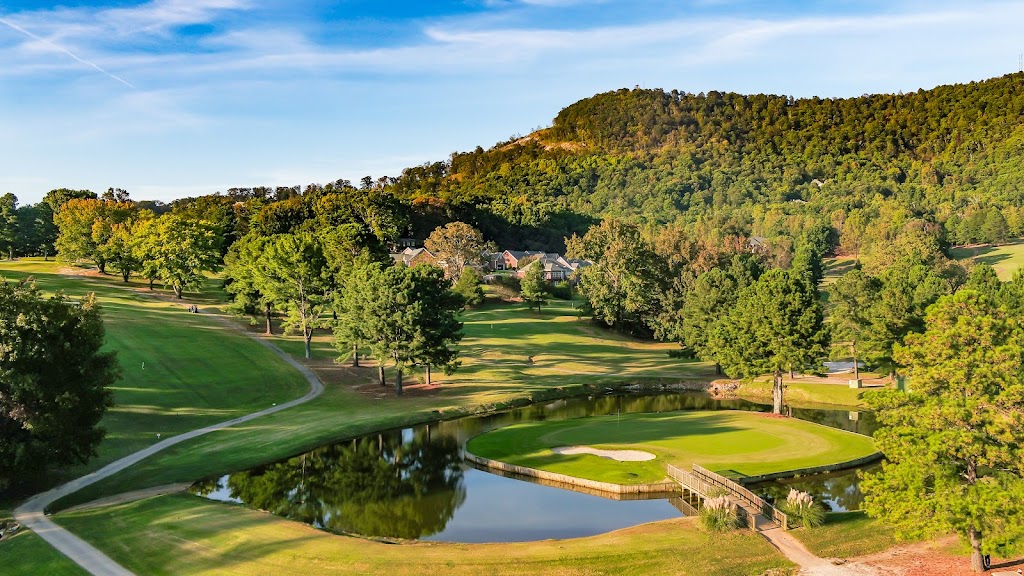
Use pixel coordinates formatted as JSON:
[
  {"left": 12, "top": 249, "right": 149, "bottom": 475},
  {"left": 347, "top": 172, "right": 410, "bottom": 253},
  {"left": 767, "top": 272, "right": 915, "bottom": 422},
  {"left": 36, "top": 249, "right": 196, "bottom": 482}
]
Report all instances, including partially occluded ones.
[
  {"left": 49, "top": 293, "right": 716, "bottom": 510},
  {"left": 51, "top": 494, "right": 794, "bottom": 576},
  {"left": 949, "top": 240, "right": 1024, "bottom": 280},
  {"left": 0, "top": 260, "right": 309, "bottom": 488},
  {"left": 826, "top": 241, "right": 1024, "bottom": 285},
  {"left": 737, "top": 379, "right": 872, "bottom": 408},
  {"left": 791, "top": 511, "right": 902, "bottom": 558},
  {"left": 468, "top": 411, "right": 876, "bottom": 484},
  {"left": 0, "top": 530, "right": 88, "bottom": 576},
  {"left": 0, "top": 264, "right": 831, "bottom": 569}
]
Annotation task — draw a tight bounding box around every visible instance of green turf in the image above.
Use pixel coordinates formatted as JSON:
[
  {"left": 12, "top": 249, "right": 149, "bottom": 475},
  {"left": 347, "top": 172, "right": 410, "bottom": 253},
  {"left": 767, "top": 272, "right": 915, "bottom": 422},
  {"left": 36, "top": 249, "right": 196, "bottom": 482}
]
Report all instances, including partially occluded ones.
[
  {"left": 467, "top": 410, "right": 877, "bottom": 484},
  {"left": 0, "top": 259, "right": 309, "bottom": 490},
  {"left": 738, "top": 379, "right": 872, "bottom": 408},
  {"left": 43, "top": 276, "right": 716, "bottom": 510},
  {"left": 0, "top": 530, "right": 88, "bottom": 576},
  {"left": 950, "top": 240, "right": 1024, "bottom": 280},
  {"left": 791, "top": 511, "right": 904, "bottom": 558},
  {"left": 52, "top": 493, "right": 794, "bottom": 576},
  {"left": 0, "top": 260, "right": 836, "bottom": 574}
]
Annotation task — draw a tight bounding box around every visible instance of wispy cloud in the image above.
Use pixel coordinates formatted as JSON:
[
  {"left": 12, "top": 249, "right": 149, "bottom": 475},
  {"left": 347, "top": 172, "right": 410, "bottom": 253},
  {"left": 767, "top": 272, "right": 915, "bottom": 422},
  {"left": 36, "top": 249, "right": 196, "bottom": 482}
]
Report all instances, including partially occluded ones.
[
  {"left": 2, "top": 0, "right": 1023, "bottom": 202},
  {"left": 0, "top": 15, "right": 135, "bottom": 88}
]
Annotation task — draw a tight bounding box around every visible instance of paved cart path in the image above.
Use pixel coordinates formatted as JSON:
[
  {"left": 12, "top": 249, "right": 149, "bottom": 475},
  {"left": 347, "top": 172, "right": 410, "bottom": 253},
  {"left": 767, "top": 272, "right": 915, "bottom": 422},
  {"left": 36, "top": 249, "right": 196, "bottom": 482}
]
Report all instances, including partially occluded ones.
[{"left": 14, "top": 303, "right": 325, "bottom": 576}]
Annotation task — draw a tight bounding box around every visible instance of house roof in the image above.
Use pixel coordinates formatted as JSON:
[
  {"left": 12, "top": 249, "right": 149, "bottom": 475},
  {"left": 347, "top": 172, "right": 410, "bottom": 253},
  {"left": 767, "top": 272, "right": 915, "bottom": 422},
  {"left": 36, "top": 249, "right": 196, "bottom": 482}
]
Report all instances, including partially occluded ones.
[{"left": 391, "top": 247, "right": 434, "bottom": 266}]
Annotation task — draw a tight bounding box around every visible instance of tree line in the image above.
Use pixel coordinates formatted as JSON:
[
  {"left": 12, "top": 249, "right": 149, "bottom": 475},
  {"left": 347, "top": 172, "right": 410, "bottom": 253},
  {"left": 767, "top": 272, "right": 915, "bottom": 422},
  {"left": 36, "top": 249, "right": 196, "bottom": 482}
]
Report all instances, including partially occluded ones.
[{"left": 563, "top": 215, "right": 976, "bottom": 414}]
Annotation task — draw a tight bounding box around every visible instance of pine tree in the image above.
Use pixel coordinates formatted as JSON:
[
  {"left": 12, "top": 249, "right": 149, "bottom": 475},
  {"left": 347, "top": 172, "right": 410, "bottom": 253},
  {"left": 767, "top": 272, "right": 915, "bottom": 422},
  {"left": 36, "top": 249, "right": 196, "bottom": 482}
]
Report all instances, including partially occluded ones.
[{"left": 862, "top": 291, "right": 1024, "bottom": 573}]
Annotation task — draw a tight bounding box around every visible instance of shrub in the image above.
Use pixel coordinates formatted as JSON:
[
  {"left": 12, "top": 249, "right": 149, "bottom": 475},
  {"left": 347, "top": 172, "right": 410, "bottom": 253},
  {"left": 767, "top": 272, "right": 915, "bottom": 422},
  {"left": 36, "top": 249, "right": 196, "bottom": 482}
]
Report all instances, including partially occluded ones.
[
  {"left": 453, "top": 268, "right": 484, "bottom": 307},
  {"left": 491, "top": 274, "right": 521, "bottom": 293},
  {"left": 549, "top": 280, "right": 573, "bottom": 300},
  {"left": 780, "top": 489, "right": 825, "bottom": 528},
  {"left": 700, "top": 495, "right": 738, "bottom": 532}
]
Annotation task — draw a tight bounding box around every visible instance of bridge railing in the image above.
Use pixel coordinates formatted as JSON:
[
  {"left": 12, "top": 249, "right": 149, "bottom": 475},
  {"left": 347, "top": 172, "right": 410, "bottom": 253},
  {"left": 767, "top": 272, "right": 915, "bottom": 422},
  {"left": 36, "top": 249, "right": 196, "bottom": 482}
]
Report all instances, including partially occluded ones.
[
  {"left": 667, "top": 464, "right": 715, "bottom": 497},
  {"left": 691, "top": 465, "right": 788, "bottom": 530}
]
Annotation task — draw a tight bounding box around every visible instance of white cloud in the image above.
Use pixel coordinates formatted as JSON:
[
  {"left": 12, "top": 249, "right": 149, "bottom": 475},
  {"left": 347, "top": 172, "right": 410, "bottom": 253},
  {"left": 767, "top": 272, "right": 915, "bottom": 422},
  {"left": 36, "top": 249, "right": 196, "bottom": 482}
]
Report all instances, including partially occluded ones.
[{"left": 4, "top": 0, "right": 1024, "bottom": 202}]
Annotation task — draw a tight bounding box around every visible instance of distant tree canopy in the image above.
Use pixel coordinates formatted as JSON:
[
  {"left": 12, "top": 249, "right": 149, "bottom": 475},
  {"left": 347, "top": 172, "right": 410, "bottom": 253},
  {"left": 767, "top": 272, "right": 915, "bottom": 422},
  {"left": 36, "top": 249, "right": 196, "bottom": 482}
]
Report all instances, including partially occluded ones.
[{"left": 384, "top": 73, "right": 1024, "bottom": 252}]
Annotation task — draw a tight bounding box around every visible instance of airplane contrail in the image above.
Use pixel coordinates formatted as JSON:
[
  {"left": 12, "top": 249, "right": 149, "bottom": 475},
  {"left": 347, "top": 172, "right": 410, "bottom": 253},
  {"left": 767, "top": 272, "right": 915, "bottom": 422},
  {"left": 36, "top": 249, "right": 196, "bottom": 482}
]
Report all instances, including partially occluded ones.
[{"left": 0, "top": 16, "right": 135, "bottom": 89}]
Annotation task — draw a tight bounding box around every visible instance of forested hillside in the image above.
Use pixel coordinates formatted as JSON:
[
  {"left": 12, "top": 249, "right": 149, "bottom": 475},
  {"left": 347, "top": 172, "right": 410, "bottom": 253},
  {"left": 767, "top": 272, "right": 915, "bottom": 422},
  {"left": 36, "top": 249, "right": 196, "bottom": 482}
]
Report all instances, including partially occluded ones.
[
  {"left": 16, "top": 73, "right": 1024, "bottom": 261},
  {"left": 388, "top": 72, "right": 1024, "bottom": 252}
]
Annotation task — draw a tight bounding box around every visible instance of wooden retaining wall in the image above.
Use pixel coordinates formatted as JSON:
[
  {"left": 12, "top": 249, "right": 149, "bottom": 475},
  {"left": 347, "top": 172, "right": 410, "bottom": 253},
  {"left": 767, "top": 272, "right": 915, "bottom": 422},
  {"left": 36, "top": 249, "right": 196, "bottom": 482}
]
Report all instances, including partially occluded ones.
[
  {"left": 463, "top": 451, "right": 678, "bottom": 495},
  {"left": 734, "top": 452, "right": 883, "bottom": 485}
]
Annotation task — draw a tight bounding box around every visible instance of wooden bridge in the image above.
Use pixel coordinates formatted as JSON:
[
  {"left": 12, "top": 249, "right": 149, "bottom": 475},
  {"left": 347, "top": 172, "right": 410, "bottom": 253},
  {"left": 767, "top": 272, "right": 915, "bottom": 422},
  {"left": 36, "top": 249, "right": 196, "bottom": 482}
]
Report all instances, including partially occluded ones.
[{"left": 667, "top": 464, "right": 789, "bottom": 531}]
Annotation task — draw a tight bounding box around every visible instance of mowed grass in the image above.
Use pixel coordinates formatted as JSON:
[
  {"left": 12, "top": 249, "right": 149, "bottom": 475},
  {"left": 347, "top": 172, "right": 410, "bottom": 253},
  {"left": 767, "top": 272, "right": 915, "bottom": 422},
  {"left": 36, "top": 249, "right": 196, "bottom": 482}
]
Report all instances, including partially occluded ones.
[
  {"left": 0, "top": 259, "right": 309, "bottom": 489},
  {"left": 950, "top": 240, "right": 1024, "bottom": 280},
  {"left": 792, "top": 511, "right": 902, "bottom": 558},
  {"left": 49, "top": 493, "right": 794, "bottom": 576},
  {"left": 47, "top": 285, "right": 713, "bottom": 511},
  {"left": 467, "top": 411, "right": 877, "bottom": 484},
  {"left": 738, "top": 379, "right": 873, "bottom": 408},
  {"left": 0, "top": 530, "right": 88, "bottom": 576}
]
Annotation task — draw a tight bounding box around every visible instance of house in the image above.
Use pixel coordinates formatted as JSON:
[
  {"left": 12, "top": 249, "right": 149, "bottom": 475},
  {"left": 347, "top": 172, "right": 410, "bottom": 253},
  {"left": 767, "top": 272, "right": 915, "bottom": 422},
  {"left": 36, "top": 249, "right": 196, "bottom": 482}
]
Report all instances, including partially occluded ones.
[
  {"left": 483, "top": 252, "right": 506, "bottom": 271},
  {"left": 517, "top": 255, "right": 582, "bottom": 282},
  {"left": 387, "top": 237, "right": 420, "bottom": 252},
  {"left": 556, "top": 256, "right": 592, "bottom": 275},
  {"left": 391, "top": 247, "right": 437, "bottom": 267},
  {"left": 747, "top": 236, "right": 769, "bottom": 252},
  {"left": 502, "top": 250, "right": 546, "bottom": 270}
]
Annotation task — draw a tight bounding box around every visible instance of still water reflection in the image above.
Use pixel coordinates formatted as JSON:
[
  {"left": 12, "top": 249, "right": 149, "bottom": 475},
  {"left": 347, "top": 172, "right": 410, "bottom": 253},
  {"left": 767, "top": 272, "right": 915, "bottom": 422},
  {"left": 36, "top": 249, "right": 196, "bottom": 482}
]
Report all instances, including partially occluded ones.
[{"left": 192, "top": 392, "right": 876, "bottom": 542}]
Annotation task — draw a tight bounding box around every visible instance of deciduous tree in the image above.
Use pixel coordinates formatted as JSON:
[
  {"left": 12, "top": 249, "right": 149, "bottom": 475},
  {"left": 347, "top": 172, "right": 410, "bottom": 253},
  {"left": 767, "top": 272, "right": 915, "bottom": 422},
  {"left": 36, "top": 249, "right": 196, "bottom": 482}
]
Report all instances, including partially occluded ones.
[
  {"left": 452, "top": 268, "right": 484, "bottom": 307},
  {"left": 257, "top": 232, "right": 330, "bottom": 359},
  {"left": 334, "top": 265, "right": 463, "bottom": 394},
  {"left": 54, "top": 198, "right": 135, "bottom": 273},
  {"left": 139, "top": 214, "right": 220, "bottom": 298},
  {"left": 520, "top": 261, "right": 547, "bottom": 313},
  {"left": 424, "top": 221, "right": 492, "bottom": 280},
  {"left": 223, "top": 233, "right": 276, "bottom": 334},
  {"left": 566, "top": 219, "right": 666, "bottom": 333},
  {"left": 0, "top": 280, "right": 118, "bottom": 492},
  {"left": 0, "top": 194, "right": 18, "bottom": 260}
]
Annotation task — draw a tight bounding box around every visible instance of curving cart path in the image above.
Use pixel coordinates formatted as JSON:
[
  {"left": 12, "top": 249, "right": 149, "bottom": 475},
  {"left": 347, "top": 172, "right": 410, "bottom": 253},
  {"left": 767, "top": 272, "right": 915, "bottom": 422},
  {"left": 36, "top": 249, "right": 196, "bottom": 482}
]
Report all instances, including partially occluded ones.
[{"left": 14, "top": 305, "right": 325, "bottom": 576}]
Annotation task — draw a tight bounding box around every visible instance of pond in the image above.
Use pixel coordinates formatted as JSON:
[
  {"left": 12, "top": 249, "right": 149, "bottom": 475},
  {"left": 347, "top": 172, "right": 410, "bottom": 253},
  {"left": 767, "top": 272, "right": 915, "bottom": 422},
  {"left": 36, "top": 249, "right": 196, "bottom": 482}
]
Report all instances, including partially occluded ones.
[{"left": 191, "top": 392, "right": 877, "bottom": 542}]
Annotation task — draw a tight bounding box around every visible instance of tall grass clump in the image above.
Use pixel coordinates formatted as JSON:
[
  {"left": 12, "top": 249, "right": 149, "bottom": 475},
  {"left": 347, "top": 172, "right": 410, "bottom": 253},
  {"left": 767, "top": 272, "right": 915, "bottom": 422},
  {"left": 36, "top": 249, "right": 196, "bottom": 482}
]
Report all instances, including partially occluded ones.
[
  {"left": 780, "top": 489, "right": 825, "bottom": 528},
  {"left": 700, "top": 495, "right": 738, "bottom": 532}
]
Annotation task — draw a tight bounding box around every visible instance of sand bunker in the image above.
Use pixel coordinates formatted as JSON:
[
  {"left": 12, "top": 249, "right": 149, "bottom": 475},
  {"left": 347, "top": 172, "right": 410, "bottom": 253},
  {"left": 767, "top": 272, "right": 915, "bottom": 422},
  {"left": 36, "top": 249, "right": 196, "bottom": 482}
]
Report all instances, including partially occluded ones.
[{"left": 551, "top": 446, "right": 656, "bottom": 462}]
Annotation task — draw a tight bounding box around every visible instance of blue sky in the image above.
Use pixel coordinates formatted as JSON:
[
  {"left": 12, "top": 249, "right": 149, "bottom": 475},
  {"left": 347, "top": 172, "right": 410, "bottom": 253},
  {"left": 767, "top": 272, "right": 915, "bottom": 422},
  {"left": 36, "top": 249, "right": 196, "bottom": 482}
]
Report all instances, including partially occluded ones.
[{"left": 1, "top": 0, "right": 1022, "bottom": 203}]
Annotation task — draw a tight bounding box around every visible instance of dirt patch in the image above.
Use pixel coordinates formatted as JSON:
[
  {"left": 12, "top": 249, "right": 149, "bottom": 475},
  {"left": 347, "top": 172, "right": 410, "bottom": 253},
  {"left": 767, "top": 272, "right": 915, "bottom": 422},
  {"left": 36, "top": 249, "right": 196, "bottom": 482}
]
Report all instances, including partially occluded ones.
[
  {"left": 61, "top": 483, "right": 192, "bottom": 514},
  {"left": 845, "top": 536, "right": 1024, "bottom": 576},
  {"left": 551, "top": 446, "right": 656, "bottom": 462}
]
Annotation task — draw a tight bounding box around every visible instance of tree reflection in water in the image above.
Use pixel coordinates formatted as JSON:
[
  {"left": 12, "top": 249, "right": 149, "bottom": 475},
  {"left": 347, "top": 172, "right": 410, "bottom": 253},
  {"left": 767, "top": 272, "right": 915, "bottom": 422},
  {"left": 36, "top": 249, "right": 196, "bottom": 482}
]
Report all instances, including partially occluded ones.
[
  {"left": 750, "top": 464, "right": 879, "bottom": 513},
  {"left": 191, "top": 392, "right": 876, "bottom": 540},
  {"left": 193, "top": 430, "right": 465, "bottom": 539}
]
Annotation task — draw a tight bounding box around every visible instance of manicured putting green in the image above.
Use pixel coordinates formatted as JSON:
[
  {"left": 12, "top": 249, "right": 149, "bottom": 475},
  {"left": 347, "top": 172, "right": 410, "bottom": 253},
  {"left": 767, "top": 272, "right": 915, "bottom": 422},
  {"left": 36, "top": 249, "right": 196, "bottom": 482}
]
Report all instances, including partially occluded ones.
[{"left": 467, "top": 410, "right": 877, "bottom": 485}]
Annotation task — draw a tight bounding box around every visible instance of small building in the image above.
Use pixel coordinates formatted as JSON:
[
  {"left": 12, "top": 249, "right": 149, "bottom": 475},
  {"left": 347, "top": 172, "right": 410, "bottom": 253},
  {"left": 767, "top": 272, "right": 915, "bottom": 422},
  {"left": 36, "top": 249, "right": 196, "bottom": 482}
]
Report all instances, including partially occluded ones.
[
  {"left": 502, "top": 250, "right": 547, "bottom": 270},
  {"left": 391, "top": 247, "right": 437, "bottom": 267},
  {"left": 387, "top": 237, "right": 420, "bottom": 252},
  {"left": 517, "top": 255, "right": 578, "bottom": 282},
  {"left": 482, "top": 252, "right": 506, "bottom": 271}
]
